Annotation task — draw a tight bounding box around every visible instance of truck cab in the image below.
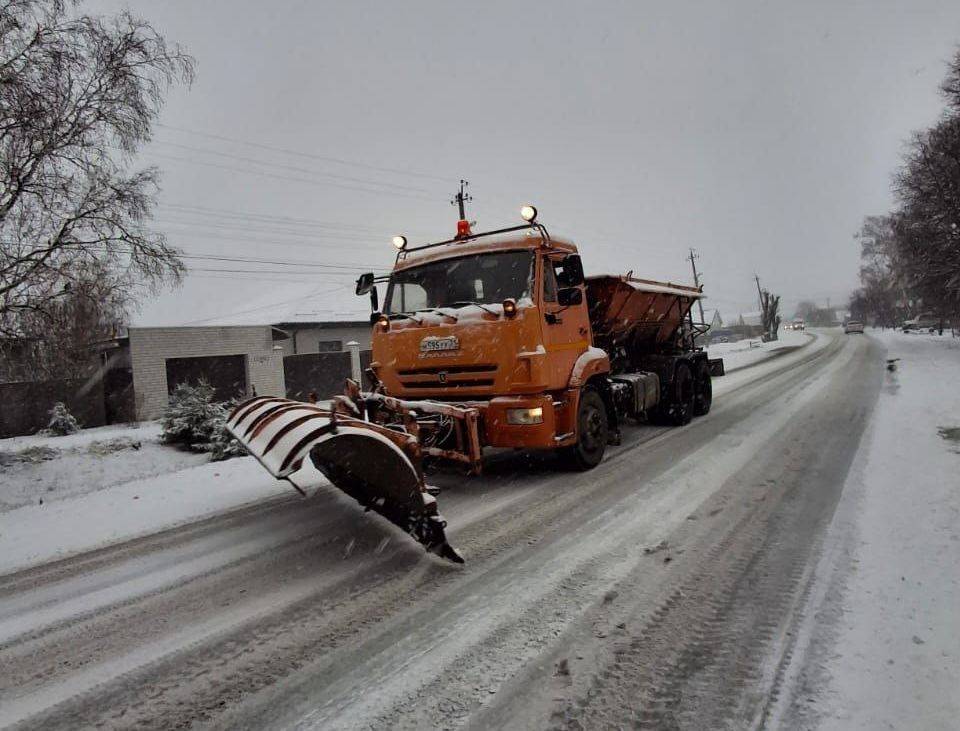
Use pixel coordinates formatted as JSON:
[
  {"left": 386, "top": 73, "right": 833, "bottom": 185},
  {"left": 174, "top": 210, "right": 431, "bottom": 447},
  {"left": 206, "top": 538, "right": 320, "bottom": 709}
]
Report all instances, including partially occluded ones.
[{"left": 364, "top": 229, "right": 599, "bottom": 454}]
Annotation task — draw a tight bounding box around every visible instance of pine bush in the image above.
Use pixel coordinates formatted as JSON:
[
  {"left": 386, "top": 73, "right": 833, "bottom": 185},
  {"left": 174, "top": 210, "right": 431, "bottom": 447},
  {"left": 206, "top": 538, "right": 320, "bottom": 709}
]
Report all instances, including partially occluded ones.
[
  {"left": 45, "top": 401, "right": 81, "bottom": 436},
  {"left": 161, "top": 382, "right": 245, "bottom": 460}
]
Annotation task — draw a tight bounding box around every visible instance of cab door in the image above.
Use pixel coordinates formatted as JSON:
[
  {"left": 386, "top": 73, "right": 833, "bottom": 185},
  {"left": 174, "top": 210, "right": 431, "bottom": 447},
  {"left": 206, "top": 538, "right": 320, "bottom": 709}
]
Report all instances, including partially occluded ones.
[{"left": 539, "top": 254, "right": 592, "bottom": 391}]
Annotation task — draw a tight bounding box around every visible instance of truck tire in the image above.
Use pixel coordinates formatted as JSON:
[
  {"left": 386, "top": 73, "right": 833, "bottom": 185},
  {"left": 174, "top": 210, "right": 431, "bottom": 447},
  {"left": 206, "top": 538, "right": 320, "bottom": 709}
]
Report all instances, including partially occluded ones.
[
  {"left": 661, "top": 361, "right": 695, "bottom": 426},
  {"left": 694, "top": 369, "right": 712, "bottom": 416},
  {"left": 564, "top": 387, "right": 608, "bottom": 470}
]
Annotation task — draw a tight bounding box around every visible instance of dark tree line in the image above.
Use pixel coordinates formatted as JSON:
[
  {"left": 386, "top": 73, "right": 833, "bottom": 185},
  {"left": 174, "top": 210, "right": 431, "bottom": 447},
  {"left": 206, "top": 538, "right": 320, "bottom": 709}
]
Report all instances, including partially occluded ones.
[
  {"left": 850, "top": 49, "right": 960, "bottom": 328},
  {"left": 0, "top": 0, "right": 192, "bottom": 375}
]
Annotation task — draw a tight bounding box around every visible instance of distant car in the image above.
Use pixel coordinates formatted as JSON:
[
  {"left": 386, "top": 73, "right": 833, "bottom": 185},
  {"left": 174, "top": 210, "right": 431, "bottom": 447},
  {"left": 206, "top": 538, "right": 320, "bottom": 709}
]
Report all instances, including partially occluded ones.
[
  {"left": 844, "top": 321, "right": 864, "bottom": 334},
  {"left": 792, "top": 319, "right": 805, "bottom": 331}
]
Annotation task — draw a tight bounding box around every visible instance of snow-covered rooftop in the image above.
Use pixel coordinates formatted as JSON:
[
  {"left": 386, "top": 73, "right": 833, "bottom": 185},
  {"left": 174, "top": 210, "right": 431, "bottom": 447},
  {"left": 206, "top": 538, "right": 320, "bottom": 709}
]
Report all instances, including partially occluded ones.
[{"left": 189, "top": 282, "right": 372, "bottom": 326}]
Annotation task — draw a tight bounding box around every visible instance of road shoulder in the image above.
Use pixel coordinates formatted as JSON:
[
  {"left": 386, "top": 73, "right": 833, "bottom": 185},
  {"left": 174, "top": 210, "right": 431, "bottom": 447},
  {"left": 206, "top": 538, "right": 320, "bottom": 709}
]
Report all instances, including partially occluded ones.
[{"left": 771, "top": 330, "right": 960, "bottom": 730}]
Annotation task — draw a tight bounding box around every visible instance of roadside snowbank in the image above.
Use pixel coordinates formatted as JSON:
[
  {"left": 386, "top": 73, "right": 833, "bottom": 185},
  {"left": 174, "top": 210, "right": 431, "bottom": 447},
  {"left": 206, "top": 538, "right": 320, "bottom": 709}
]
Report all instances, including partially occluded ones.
[
  {"left": 777, "top": 329, "right": 960, "bottom": 729},
  {"left": 707, "top": 328, "right": 811, "bottom": 371},
  {"left": 0, "top": 456, "right": 328, "bottom": 574},
  {"left": 1, "top": 421, "right": 159, "bottom": 451},
  {"left": 0, "top": 422, "right": 209, "bottom": 511}
]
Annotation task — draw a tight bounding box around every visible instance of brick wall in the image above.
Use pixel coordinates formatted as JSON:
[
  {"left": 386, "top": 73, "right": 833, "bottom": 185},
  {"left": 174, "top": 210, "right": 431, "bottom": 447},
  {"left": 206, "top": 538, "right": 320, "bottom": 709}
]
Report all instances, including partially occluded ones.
[{"left": 128, "top": 326, "right": 286, "bottom": 420}]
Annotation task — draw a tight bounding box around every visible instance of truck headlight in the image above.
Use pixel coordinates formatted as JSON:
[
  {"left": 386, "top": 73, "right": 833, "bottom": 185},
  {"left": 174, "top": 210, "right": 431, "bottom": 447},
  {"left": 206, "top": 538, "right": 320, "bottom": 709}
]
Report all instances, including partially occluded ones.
[{"left": 506, "top": 406, "right": 543, "bottom": 425}]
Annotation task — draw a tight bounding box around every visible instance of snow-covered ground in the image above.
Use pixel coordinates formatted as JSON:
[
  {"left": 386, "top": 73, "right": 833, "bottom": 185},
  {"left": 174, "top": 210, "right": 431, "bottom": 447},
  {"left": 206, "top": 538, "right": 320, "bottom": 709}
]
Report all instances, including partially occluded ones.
[
  {"left": 775, "top": 328, "right": 960, "bottom": 729},
  {"left": 0, "top": 422, "right": 209, "bottom": 511},
  {"left": 0, "top": 421, "right": 329, "bottom": 573},
  {"left": 706, "top": 327, "right": 811, "bottom": 371}
]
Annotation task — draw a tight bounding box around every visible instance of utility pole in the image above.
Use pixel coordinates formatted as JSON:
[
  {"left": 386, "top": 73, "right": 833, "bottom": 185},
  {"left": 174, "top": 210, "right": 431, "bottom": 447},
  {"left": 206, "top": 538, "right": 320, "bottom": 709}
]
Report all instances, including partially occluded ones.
[
  {"left": 451, "top": 179, "right": 471, "bottom": 220},
  {"left": 451, "top": 179, "right": 472, "bottom": 237},
  {"left": 687, "top": 248, "right": 706, "bottom": 324}
]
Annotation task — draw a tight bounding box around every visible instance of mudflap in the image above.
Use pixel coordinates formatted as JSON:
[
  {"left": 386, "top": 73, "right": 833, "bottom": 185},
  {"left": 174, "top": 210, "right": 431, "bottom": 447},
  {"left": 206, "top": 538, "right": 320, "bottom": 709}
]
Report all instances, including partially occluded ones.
[{"left": 226, "top": 396, "right": 463, "bottom": 563}]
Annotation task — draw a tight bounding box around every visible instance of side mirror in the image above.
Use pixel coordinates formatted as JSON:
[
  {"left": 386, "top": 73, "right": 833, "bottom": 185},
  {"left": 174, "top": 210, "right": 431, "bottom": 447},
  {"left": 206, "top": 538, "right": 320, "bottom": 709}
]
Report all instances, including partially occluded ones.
[
  {"left": 557, "top": 287, "right": 583, "bottom": 307},
  {"left": 356, "top": 272, "right": 379, "bottom": 310},
  {"left": 557, "top": 255, "right": 584, "bottom": 288},
  {"left": 356, "top": 272, "right": 375, "bottom": 295}
]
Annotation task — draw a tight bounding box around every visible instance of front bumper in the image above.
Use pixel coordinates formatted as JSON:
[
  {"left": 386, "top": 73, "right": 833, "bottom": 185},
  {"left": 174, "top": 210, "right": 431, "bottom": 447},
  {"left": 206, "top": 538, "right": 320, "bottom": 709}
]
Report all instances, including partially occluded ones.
[{"left": 480, "top": 394, "right": 558, "bottom": 449}]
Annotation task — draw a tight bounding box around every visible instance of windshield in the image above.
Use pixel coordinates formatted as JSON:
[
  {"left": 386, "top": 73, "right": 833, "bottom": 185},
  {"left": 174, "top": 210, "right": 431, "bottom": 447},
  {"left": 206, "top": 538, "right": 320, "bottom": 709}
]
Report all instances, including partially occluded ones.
[{"left": 385, "top": 250, "right": 534, "bottom": 314}]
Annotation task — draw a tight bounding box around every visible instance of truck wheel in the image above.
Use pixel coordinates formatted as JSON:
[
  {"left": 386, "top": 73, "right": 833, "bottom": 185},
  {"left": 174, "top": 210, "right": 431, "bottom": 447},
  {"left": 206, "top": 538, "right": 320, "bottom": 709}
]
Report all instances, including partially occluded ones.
[
  {"left": 694, "top": 369, "right": 712, "bottom": 416},
  {"left": 663, "top": 362, "right": 695, "bottom": 426},
  {"left": 564, "top": 387, "right": 608, "bottom": 470}
]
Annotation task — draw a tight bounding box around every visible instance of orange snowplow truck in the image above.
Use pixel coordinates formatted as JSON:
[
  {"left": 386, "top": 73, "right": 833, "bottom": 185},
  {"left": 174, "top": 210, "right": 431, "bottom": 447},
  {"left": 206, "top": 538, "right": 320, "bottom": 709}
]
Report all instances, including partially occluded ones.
[
  {"left": 354, "top": 206, "right": 722, "bottom": 473},
  {"left": 227, "top": 206, "right": 722, "bottom": 563}
]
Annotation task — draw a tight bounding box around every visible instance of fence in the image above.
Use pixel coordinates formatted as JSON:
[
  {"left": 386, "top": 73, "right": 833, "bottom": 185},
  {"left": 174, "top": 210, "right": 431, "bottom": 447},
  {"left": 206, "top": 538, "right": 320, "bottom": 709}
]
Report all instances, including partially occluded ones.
[
  {"left": 283, "top": 349, "right": 372, "bottom": 401},
  {"left": 0, "top": 377, "right": 106, "bottom": 438}
]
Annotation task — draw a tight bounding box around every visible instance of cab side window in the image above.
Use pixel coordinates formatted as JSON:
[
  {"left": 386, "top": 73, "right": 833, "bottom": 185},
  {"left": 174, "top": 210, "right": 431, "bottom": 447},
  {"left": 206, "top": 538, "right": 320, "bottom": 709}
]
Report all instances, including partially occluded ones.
[
  {"left": 542, "top": 260, "right": 558, "bottom": 303},
  {"left": 553, "top": 257, "right": 577, "bottom": 287}
]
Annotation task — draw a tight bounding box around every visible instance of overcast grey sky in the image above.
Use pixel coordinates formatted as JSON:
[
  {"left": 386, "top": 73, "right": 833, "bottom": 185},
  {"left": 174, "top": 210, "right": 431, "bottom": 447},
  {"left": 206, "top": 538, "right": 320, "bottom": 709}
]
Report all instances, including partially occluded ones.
[{"left": 92, "top": 0, "right": 960, "bottom": 323}]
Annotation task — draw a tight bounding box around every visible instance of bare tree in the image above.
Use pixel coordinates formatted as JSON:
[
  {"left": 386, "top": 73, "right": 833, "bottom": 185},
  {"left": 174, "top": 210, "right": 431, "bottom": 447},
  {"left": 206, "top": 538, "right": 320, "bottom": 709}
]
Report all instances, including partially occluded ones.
[
  {"left": 889, "top": 50, "right": 960, "bottom": 324},
  {"left": 940, "top": 46, "right": 960, "bottom": 113},
  {"left": 759, "top": 289, "right": 780, "bottom": 342},
  {"left": 0, "top": 0, "right": 193, "bottom": 348},
  {"left": 855, "top": 215, "right": 906, "bottom": 327}
]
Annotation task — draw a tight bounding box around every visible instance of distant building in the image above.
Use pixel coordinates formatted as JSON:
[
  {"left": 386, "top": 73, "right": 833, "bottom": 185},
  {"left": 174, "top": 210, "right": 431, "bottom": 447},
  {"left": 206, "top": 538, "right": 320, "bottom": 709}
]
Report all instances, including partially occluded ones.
[
  {"left": 0, "top": 285, "right": 380, "bottom": 435},
  {"left": 731, "top": 312, "right": 764, "bottom": 339},
  {"left": 273, "top": 319, "right": 372, "bottom": 356},
  {"left": 121, "top": 316, "right": 378, "bottom": 421},
  {"left": 126, "top": 325, "right": 289, "bottom": 420}
]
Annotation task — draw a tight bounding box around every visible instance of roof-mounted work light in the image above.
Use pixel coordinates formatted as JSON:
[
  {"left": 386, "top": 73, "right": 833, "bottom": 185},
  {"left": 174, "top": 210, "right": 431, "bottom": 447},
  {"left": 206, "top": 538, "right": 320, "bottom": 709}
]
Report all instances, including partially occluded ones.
[
  {"left": 520, "top": 205, "right": 538, "bottom": 223},
  {"left": 392, "top": 235, "right": 408, "bottom": 250}
]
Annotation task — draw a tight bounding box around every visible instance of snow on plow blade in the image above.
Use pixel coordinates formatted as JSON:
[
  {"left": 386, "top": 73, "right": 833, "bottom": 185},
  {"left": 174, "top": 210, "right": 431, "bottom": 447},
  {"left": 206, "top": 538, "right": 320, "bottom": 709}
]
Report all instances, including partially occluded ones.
[{"left": 226, "top": 397, "right": 463, "bottom": 563}]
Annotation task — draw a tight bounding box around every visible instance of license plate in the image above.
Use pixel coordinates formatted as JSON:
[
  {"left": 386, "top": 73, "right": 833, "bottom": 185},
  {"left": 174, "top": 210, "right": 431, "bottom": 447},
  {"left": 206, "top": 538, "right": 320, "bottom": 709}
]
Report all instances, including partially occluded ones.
[{"left": 420, "top": 336, "right": 460, "bottom": 353}]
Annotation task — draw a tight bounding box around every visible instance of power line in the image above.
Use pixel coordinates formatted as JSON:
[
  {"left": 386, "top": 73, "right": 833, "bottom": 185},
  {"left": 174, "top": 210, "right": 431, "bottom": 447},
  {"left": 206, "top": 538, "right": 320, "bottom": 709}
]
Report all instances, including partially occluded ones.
[
  {"left": 155, "top": 219, "right": 387, "bottom": 245},
  {"left": 187, "top": 273, "right": 347, "bottom": 285},
  {"left": 157, "top": 228, "right": 397, "bottom": 257},
  {"left": 187, "top": 267, "right": 362, "bottom": 276},
  {"left": 150, "top": 140, "right": 439, "bottom": 195},
  {"left": 158, "top": 202, "right": 431, "bottom": 235},
  {"left": 187, "top": 274, "right": 356, "bottom": 286},
  {"left": 86, "top": 244, "right": 386, "bottom": 271},
  {"left": 146, "top": 152, "right": 437, "bottom": 202},
  {"left": 156, "top": 122, "right": 453, "bottom": 184},
  {"left": 177, "top": 283, "right": 353, "bottom": 326}
]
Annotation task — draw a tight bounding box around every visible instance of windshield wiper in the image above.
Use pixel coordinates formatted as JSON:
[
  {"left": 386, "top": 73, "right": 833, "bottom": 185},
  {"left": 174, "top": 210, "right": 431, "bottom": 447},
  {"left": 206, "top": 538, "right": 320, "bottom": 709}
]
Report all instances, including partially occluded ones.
[
  {"left": 449, "top": 301, "right": 500, "bottom": 316},
  {"left": 415, "top": 307, "right": 459, "bottom": 322},
  {"left": 390, "top": 312, "right": 425, "bottom": 325}
]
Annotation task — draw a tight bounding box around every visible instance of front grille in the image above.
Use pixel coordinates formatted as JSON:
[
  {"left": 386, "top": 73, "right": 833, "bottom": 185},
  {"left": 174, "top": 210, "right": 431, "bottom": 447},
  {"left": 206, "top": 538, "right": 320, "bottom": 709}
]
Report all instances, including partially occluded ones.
[
  {"left": 396, "top": 363, "right": 498, "bottom": 391},
  {"left": 398, "top": 364, "right": 497, "bottom": 376},
  {"left": 401, "top": 378, "right": 496, "bottom": 389}
]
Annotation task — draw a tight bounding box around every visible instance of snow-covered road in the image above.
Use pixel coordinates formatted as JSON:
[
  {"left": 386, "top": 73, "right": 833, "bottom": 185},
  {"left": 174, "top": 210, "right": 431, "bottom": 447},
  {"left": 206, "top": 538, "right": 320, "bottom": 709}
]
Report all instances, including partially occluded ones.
[{"left": 0, "top": 329, "right": 915, "bottom": 730}]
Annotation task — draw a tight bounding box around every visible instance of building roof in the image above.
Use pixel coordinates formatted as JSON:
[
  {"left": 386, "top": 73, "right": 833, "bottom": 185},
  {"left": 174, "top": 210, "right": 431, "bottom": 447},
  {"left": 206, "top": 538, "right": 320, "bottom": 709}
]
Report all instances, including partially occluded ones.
[{"left": 192, "top": 282, "right": 372, "bottom": 327}]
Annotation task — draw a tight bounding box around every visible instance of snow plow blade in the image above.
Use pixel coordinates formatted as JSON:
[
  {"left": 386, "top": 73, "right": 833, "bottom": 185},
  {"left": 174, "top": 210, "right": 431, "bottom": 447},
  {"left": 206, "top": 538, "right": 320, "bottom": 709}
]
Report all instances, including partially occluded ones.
[{"left": 226, "top": 396, "right": 463, "bottom": 563}]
